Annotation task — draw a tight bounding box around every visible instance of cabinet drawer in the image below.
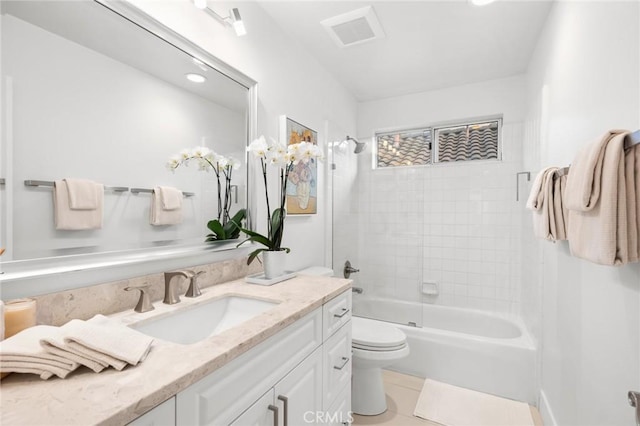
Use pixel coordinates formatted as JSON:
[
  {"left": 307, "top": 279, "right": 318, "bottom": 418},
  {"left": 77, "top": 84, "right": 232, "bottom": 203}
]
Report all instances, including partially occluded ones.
[
  {"left": 323, "top": 290, "right": 352, "bottom": 340},
  {"left": 323, "top": 320, "right": 352, "bottom": 410},
  {"left": 177, "top": 308, "right": 322, "bottom": 425}
]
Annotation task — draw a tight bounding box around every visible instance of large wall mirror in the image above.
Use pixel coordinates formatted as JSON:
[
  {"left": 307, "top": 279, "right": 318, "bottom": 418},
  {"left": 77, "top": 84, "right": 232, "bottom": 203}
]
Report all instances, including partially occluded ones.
[{"left": 0, "top": 0, "right": 256, "bottom": 287}]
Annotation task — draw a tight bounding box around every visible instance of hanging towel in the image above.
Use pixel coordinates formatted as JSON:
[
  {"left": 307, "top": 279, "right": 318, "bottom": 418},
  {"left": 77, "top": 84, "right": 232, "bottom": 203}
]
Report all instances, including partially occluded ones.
[
  {"left": 53, "top": 179, "right": 104, "bottom": 230},
  {"left": 0, "top": 326, "right": 80, "bottom": 379},
  {"left": 527, "top": 167, "right": 568, "bottom": 241},
  {"left": 564, "top": 130, "right": 628, "bottom": 211},
  {"left": 625, "top": 144, "right": 640, "bottom": 262},
  {"left": 526, "top": 166, "right": 556, "bottom": 211},
  {"left": 64, "top": 178, "right": 100, "bottom": 210},
  {"left": 62, "top": 315, "right": 153, "bottom": 369},
  {"left": 553, "top": 173, "right": 569, "bottom": 241},
  {"left": 150, "top": 186, "right": 183, "bottom": 226},
  {"left": 567, "top": 132, "right": 629, "bottom": 265}
]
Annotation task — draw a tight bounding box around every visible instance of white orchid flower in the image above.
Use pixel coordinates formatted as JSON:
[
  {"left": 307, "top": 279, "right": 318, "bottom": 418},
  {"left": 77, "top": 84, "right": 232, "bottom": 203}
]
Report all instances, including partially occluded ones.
[
  {"left": 227, "top": 157, "right": 241, "bottom": 170},
  {"left": 166, "top": 156, "right": 181, "bottom": 171},
  {"left": 248, "top": 136, "right": 269, "bottom": 158},
  {"left": 217, "top": 155, "right": 230, "bottom": 169},
  {"left": 192, "top": 146, "right": 212, "bottom": 159},
  {"left": 179, "top": 149, "right": 191, "bottom": 161}
]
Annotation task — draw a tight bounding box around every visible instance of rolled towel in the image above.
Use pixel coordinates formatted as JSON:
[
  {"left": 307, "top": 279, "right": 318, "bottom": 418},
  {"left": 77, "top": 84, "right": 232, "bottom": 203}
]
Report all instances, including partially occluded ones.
[
  {"left": 0, "top": 326, "right": 80, "bottom": 379},
  {"left": 150, "top": 186, "right": 183, "bottom": 226},
  {"left": 564, "top": 130, "right": 628, "bottom": 211},
  {"left": 62, "top": 315, "right": 153, "bottom": 369},
  {"left": 54, "top": 179, "right": 104, "bottom": 230}
]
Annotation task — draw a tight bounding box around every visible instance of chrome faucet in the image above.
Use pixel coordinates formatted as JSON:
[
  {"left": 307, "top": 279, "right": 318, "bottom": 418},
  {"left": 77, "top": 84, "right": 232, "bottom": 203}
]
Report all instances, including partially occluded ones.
[
  {"left": 163, "top": 270, "right": 191, "bottom": 304},
  {"left": 124, "top": 284, "right": 155, "bottom": 313},
  {"left": 184, "top": 270, "right": 205, "bottom": 298}
]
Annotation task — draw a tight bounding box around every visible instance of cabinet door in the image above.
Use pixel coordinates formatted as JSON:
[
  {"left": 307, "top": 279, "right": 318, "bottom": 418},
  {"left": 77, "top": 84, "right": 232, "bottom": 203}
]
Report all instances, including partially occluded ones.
[
  {"left": 273, "top": 347, "right": 323, "bottom": 426},
  {"left": 323, "top": 321, "right": 352, "bottom": 410},
  {"left": 127, "top": 397, "right": 175, "bottom": 426},
  {"left": 230, "top": 390, "right": 276, "bottom": 426}
]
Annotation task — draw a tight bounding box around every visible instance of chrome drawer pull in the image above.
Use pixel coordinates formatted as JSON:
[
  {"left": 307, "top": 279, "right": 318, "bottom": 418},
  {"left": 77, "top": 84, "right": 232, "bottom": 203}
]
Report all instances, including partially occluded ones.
[
  {"left": 268, "top": 404, "right": 278, "bottom": 426},
  {"left": 277, "top": 395, "right": 289, "bottom": 426},
  {"left": 333, "top": 356, "right": 350, "bottom": 370},
  {"left": 333, "top": 308, "right": 350, "bottom": 318}
]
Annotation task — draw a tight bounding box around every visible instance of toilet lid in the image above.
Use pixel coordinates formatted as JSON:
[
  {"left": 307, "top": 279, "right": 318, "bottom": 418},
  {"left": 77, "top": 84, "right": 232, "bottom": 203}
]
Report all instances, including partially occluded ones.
[{"left": 352, "top": 316, "right": 407, "bottom": 349}]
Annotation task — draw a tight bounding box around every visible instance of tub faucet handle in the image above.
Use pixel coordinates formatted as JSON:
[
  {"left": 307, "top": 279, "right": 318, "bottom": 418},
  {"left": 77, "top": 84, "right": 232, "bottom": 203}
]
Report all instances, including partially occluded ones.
[
  {"left": 343, "top": 260, "right": 360, "bottom": 278},
  {"left": 185, "top": 270, "right": 205, "bottom": 298},
  {"left": 124, "top": 285, "right": 154, "bottom": 313}
]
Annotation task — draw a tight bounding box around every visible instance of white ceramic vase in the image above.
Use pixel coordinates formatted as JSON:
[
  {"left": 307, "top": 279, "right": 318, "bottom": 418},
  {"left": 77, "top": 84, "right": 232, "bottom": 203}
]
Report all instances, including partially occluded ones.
[{"left": 263, "top": 250, "right": 287, "bottom": 279}]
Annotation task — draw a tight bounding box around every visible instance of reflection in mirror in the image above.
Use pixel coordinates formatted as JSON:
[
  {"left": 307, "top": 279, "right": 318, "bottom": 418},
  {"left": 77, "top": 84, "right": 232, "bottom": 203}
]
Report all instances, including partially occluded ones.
[{"left": 0, "top": 1, "right": 254, "bottom": 268}]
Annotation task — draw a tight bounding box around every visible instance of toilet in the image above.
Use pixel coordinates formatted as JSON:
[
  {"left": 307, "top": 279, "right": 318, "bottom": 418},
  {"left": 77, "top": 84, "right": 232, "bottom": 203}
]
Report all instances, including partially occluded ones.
[{"left": 298, "top": 266, "right": 410, "bottom": 416}]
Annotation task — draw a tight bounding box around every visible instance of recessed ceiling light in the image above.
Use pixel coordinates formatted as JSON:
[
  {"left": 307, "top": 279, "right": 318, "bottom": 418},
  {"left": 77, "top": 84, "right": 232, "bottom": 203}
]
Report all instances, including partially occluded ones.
[
  {"left": 185, "top": 73, "right": 207, "bottom": 83},
  {"left": 470, "top": 0, "right": 497, "bottom": 5}
]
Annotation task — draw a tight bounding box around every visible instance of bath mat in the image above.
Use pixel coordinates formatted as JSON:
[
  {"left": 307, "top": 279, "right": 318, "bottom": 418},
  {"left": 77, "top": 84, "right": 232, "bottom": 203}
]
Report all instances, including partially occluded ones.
[{"left": 414, "top": 379, "right": 534, "bottom": 426}]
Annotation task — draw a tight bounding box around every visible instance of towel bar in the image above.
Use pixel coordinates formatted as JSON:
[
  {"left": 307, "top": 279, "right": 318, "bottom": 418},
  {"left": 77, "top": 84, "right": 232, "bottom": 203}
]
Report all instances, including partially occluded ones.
[
  {"left": 24, "top": 180, "right": 128, "bottom": 192},
  {"left": 624, "top": 129, "right": 640, "bottom": 149},
  {"left": 515, "top": 172, "right": 531, "bottom": 201},
  {"left": 130, "top": 187, "right": 195, "bottom": 197},
  {"left": 0, "top": 178, "right": 5, "bottom": 186},
  {"left": 556, "top": 167, "right": 570, "bottom": 177}
]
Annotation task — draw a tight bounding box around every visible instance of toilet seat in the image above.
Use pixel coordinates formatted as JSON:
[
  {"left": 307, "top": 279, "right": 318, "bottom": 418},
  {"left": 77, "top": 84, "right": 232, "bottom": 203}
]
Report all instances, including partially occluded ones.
[{"left": 352, "top": 316, "right": 407, "bottom": 352}]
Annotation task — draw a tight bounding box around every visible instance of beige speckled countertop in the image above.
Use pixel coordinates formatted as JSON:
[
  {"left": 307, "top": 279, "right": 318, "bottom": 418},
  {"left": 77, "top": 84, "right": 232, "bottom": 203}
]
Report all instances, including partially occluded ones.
[{"left": 0, "top": 275, "right": 351, "bottom": 426}]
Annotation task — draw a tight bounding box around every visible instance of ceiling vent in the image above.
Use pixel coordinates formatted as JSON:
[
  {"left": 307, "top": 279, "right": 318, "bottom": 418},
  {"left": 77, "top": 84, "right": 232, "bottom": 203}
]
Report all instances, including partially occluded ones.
[{"left": 321, "top": 6, "right": 385, "bottom": 48}]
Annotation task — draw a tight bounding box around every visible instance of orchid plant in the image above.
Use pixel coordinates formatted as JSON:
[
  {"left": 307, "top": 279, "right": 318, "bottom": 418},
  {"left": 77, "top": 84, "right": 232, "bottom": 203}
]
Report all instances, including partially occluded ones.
[
  {"left": 239, "top": 136, "right": 323, "bottom": 265},
  {"left": 167, "top": 146, "right": 245, "bottom": 241}
]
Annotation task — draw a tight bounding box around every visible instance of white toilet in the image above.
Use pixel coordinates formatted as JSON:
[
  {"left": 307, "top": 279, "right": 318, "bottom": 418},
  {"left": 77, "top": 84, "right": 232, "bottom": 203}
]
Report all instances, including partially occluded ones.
[
  {"left": 351, "top": 316, "right": 409, "bottom": 415},
  {"left": 298, "top": 266, "right": 410, "bottom": 416}
]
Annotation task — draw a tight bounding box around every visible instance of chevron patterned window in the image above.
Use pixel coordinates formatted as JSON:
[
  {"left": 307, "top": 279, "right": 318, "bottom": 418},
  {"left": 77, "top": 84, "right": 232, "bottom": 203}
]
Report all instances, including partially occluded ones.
[
  {"left": 375, "top": 128, "right": 432, "bottom": 168},
  {"left": 434, "top": 120, "right": 500, "bottom": 163}
]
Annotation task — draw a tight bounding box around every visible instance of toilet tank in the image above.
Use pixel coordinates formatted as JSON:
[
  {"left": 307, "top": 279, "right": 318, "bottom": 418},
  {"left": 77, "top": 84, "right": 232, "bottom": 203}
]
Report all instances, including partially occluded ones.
[{"left": 298, "top": 266, "right": 334, "bottom": 277}]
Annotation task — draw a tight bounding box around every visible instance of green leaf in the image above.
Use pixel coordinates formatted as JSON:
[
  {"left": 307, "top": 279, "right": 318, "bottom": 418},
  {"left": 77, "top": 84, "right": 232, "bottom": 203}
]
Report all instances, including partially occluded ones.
[
  {"left": 207, "top": 220, "right": 226, "bottom": 240},
  {"left": 247, "top": 248, "right": 267, "bottom": 265},
  {"left": 269, "top": 208, "right": 286, "bottom": 242},
  {"left": 239, "top": 228, "right": 273, "bottom": 249}
]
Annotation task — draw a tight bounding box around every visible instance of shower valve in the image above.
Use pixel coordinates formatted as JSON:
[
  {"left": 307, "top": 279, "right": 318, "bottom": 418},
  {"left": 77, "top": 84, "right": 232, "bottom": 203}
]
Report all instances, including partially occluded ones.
[{"left": 343, "top": 260, "right": 360, "bottom": 278}]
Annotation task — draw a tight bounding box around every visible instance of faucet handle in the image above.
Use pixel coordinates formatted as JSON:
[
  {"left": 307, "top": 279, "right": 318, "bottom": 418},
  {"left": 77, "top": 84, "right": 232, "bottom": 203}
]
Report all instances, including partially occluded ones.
[
  {"left": 124, "top": 285, "right": 155, "bottom": 313},
  {"left": 185, "top": 271, "right": 205, "bottom": 298}
]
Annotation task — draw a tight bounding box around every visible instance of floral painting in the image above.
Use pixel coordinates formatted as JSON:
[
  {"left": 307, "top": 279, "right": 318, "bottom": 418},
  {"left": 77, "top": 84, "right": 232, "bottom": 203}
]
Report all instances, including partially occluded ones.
[{"left": 280, "top": 116, "right": 318, "bottom": 215}]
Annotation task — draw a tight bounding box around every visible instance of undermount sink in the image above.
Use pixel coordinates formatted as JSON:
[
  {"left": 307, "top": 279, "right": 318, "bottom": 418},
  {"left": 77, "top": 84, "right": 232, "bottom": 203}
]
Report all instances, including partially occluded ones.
[{"left": 130, "top": 296, "right": 279, "bottom": 345}]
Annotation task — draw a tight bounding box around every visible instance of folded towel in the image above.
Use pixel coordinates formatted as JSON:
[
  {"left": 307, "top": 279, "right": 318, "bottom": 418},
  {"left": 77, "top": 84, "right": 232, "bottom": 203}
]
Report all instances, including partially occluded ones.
[
  {"left": 63, "top": 315, "right": 153, "bottom": 369},
  {"left": 567, "top": 132, "right": 629, "bottom": 265},
  {"left": 64, "top": 178, "right": 100, "bottom": 210},
  {"left": 40, "top": 328, "right": 107, "bottom": 373},
  {"left": 158, "top": 186, "right": 183, "bottom": 210},
  {"left": 54, "top": 179, "right": 104, "bottom": 230},
  {"left": 150, "top": 186, "right": 183, "bottom": 226},
  {"left": 564, "top": 130, "right": 628, "bottom": 211},
  {"left": 0, "top": 326, "right": 80, "bottom": 379},
  {"left": 553, "top": 174, "right": 569, "bottom": 241}
]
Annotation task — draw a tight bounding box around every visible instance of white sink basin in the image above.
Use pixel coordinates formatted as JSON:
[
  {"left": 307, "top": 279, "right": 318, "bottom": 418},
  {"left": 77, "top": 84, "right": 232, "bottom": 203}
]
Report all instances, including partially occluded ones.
[{"left": 130, "top": 296, "right": 279, "bottom": 345}]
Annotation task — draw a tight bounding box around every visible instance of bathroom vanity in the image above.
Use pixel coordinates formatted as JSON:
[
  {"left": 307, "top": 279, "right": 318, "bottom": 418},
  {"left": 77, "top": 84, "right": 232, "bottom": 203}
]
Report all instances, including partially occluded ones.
[{"left": 0, "top": 275, "right": 352, "bottom": 425}]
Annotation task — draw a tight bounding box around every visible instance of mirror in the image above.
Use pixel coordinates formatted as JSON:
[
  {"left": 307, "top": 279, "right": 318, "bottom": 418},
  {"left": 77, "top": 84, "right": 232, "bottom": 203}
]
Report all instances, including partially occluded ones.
[{"left": 0, "top": 1, "right": 256, "bottom": 276}]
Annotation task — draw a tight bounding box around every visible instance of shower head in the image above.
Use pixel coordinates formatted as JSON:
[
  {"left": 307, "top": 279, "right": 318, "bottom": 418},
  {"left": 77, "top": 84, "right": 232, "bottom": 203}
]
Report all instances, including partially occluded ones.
[{"left": 346, "top": 136, "right": 366, "bottom": 154}]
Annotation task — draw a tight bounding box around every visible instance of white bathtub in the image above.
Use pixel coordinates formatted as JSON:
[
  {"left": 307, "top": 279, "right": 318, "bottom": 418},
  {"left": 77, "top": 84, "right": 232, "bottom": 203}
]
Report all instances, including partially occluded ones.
[{"left": 354, "top": 297, "right": 536, "bottom": 404}]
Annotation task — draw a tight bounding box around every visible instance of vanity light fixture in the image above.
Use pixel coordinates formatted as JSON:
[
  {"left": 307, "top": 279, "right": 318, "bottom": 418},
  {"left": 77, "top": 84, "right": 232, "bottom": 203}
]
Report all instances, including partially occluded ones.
[
  {"left": 185, "top": 73, "right": 207, "bottom": 83},
  {"left": 470, "top": 0, "right": 497, "bottom": 5},
  {"left": 203, "top": 7, "right": 246, "bottom": 37}
]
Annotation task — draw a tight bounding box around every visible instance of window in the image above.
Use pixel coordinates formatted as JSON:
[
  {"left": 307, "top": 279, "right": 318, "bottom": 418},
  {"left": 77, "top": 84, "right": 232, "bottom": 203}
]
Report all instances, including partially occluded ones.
[{"left": 375, "top": 118, "right": 501, "bottom": 168}]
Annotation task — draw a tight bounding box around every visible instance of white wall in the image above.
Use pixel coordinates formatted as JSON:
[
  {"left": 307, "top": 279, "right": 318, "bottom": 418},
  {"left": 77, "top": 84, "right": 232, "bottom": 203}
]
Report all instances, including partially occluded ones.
[
  {"left": 2, "top": 14, "right": 245, "bottom": 259},
  {"left": 355, "top": 76, "right": 528, "bottom": 315},
  {"left": 128, "top": 0, "right": 358, "bottom": 272},
  {"left": 525, "top": 1, "right": 640, "bottom": 425}
]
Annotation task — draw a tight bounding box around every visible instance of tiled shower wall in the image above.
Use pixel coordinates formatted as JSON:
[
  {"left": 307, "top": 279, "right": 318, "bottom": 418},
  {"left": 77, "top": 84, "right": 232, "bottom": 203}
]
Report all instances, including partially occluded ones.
[{"left": 353, "top": 122, "right": 525, "bottom": 315}]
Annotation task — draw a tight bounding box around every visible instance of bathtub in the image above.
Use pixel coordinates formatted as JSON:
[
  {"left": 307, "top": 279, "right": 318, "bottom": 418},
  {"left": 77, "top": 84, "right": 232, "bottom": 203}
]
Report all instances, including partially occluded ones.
[{"left": 353, "top": 297, "right": 536, "bottom": 404}]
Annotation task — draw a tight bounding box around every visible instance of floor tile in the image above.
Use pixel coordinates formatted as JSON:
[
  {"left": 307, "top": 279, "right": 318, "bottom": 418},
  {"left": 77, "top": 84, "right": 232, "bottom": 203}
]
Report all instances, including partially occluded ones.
[
  {"left": 353, "top": 411, "right": 438, "bottom": 425},
  {"left": 385, "top": 382, "right": 421, "bottom": 417},
  {"left": 382, "top": 369, "right": 425, "bottom": 392}
]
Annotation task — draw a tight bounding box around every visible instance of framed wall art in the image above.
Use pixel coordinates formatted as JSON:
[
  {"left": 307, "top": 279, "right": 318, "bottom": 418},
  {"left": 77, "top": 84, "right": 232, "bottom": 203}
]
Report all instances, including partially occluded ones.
[{"left": 279, "top": 115, "right": 318, "bottom": 215}]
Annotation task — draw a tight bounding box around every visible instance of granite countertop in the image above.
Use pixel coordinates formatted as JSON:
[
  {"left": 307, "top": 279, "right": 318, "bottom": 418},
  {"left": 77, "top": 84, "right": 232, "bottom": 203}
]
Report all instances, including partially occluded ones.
[{"left": 0, "top": 275, "right": 351, "bottom": 426}]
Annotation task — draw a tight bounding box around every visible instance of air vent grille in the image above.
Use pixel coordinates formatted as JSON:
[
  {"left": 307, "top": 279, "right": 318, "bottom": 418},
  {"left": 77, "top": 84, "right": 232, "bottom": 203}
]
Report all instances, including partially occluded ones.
[{"left": 321, "top": 6, "right": 385, "bottom": 48}]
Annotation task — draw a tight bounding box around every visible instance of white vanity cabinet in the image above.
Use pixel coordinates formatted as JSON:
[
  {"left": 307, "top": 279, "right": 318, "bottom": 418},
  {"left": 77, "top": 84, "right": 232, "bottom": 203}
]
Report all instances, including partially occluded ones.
[
  {"left": 128, "top": 397, "right": 176, "bottom": 426},
  {"left": 175, "top": 289, "right": 352, "bottom": 426}
]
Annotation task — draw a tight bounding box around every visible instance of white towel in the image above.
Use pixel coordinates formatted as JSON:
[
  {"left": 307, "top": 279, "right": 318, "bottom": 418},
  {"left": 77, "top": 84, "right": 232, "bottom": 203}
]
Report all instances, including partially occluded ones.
[
  {"left": 150, "top": 186, "right": 183, "bottom": 226},
  {"left": 567, "top": 133, "right": 629, "bottom": 265},
  {"left": 40, "top": 328, "right": 107, "bottom": 373},
  {"left": 63, "top": 315, "right": 153, "bottom": 368},
  {"left": 158, "top": 186, "right": 183, "bottom": 210},
  {"left": 64, "top": 178, "right": 100, "bottom": 210},
  {"left": 526, "top": 166, "right": 557, "bottom": 211},
  {"left": 0, "top": 326, "right": 80, "bottom": 379},
  {"left": 54, "top": 179, "right": 104, "bottom": 230}
]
